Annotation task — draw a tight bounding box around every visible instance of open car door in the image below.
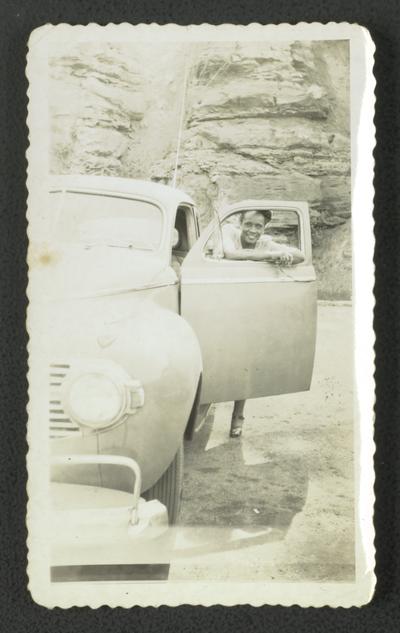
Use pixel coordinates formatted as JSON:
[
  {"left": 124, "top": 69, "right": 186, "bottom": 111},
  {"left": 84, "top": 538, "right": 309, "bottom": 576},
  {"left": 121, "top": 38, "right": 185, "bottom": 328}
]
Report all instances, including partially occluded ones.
[{"left": 180, "top": 201, "right": 317, "bottom": 405}]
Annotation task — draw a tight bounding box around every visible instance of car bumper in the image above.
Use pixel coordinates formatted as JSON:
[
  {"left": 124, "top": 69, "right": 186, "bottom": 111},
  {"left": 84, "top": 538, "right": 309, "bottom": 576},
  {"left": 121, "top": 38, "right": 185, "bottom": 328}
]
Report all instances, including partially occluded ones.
[{"left": 50, "top": 454, "right": 169, "bottom": 570}]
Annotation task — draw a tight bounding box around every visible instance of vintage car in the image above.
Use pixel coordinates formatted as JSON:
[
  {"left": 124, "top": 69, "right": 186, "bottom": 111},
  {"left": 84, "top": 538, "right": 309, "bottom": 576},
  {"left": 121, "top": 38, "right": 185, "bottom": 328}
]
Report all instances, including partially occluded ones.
[{"left": 34, "top": 175, "right": 317, "bottom": 548}]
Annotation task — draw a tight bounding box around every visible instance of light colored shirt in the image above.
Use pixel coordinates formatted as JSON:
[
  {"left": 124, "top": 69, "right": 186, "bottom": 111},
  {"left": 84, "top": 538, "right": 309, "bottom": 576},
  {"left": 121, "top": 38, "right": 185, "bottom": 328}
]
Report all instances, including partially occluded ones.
[{"left": 222, "top": 223, "right": 277, "bottom": 253}]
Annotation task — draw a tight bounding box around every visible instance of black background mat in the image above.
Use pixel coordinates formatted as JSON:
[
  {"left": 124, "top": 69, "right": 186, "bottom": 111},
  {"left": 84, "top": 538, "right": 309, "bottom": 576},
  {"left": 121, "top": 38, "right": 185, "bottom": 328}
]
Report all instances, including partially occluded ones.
[{"left": 0, "top": 0, "right": 399, "bottom": 630}]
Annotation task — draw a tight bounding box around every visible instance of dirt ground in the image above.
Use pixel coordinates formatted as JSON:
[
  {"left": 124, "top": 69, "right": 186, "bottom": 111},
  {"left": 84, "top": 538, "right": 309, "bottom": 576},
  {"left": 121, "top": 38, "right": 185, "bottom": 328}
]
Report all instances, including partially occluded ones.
[{"left": 168, "top": 304, "right": 355, "bottom": 582}]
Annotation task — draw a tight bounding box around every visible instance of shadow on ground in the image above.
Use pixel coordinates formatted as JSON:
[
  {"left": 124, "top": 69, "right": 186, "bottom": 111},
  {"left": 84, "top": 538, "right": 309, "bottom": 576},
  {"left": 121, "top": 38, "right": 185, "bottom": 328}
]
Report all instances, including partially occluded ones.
[{"left": 181, "top": 408, "right": 309, "bottom": 534}]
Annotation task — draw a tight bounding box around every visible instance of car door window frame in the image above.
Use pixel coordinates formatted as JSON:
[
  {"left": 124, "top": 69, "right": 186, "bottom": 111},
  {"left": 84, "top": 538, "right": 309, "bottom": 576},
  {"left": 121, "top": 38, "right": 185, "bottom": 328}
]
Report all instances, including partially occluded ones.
[{"left": 201, "top": 205, "right": 309, "bottom": 265}]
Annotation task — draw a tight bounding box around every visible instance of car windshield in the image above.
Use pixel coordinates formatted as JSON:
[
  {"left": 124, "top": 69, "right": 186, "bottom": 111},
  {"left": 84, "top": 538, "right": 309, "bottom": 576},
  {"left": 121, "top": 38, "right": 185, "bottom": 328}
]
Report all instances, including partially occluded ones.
[{"left": 51, "top": 190, "right": 163, "bottom": 251}]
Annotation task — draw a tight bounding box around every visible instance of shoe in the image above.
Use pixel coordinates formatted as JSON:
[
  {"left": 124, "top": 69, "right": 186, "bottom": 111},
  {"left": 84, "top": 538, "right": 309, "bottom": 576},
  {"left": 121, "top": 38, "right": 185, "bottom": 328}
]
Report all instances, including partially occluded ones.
[{"left": 229, "top": 415, "right": 244, "bottom": 438}]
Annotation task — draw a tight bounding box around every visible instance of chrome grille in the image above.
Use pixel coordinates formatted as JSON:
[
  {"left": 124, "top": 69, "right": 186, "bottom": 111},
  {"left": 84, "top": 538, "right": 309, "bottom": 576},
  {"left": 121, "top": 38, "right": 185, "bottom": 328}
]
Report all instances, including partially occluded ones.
[{"left": 49, "top": 364, "right": 81, "bottom": 439}]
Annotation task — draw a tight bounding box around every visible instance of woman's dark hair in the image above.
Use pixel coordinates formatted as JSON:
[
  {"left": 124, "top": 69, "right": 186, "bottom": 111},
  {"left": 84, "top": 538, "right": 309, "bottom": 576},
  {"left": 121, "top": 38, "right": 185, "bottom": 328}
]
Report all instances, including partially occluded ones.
[{"left": 240, "top": 209, "right": 272, "bottom": 224}]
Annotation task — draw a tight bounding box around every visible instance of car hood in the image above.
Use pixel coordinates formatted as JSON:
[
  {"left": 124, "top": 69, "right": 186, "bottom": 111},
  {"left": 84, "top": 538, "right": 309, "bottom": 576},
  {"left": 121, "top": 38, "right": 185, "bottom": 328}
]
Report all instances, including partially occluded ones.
[{"left": 28, "top": 243, "right": 176, "bottom": 300}]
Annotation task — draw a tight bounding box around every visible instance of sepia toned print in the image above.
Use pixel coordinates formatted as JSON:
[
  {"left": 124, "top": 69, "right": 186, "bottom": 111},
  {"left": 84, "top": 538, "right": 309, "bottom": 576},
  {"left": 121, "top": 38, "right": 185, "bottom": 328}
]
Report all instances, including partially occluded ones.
[{"left": 26, "top": 22, "right": 375, "bottom": 607}]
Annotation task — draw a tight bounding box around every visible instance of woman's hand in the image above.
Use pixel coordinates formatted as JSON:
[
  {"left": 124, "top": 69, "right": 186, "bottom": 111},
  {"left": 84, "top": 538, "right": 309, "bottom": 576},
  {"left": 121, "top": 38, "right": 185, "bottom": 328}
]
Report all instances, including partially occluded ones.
[
  {"left": 265, "top": 251, "right": 293, "bottom": 265},
  {"left": 276, "top": 251, "right": 293, "bottom": 266}
]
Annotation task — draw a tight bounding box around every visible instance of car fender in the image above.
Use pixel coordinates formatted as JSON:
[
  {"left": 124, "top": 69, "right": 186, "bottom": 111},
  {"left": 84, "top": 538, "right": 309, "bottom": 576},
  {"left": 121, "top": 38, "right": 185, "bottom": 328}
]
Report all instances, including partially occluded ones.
[{"left": 49, "top": 295, "right": 202, "bottom": 491}]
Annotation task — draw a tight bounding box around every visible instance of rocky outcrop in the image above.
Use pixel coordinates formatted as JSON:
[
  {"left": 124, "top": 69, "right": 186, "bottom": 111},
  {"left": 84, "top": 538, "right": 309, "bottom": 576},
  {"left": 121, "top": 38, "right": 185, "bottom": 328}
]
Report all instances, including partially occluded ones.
[
  {"left": 49, "top": 40, "right": 351, "bottom": 299},
  {"left": 50, "top": 43, "right": 186, "bottom": 177},
  {"left": 50, "top": 44, "right": 145, "bottom": 174}
]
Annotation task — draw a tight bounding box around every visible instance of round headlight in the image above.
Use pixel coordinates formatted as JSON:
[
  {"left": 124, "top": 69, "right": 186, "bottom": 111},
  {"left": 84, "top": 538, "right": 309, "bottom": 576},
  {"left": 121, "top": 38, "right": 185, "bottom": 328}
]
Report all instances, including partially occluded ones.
[{"left": 66, "top": 372, "right": 124, "bottom": 429}]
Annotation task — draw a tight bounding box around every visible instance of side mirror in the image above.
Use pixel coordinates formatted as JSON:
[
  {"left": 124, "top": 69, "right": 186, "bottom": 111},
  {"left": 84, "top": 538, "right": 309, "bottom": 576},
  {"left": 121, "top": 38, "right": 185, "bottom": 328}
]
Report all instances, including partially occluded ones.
[{"left": 172, "top": 228, "right": 180, "bottom": 248}]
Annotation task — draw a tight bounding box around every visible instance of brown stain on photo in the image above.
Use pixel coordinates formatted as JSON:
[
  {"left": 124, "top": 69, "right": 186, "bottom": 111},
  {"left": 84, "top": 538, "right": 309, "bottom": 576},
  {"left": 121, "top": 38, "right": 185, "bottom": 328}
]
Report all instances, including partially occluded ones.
[{"left": 28, "top": 243, "right": 60, "bottom": 268}]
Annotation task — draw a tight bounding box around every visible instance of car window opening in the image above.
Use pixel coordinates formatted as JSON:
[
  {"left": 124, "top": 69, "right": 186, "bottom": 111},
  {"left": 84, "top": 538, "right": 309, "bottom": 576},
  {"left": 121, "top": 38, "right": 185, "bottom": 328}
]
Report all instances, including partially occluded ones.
[
  {"left": 171, "top": 205, "right": 196, "bottom": 275},
  {"left": 204, "top": 208, "right": 303, "bottom": 263}
]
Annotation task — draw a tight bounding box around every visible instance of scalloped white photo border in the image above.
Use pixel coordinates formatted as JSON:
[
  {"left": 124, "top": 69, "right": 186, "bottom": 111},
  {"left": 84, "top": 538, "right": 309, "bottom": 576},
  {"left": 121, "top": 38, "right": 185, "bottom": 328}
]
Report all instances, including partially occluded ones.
[{"left": 25, "top": 22, "right": 376, "bottom": 608}]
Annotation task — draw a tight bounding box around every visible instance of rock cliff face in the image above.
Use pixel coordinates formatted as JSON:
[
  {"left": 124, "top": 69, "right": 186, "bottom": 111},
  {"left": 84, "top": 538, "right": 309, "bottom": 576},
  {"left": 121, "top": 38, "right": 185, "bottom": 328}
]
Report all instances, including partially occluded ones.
[
  {"left": 50, "top": 43, "right": 186, "bottom": 177},
  {"left": 50, "top": 40, "right": 351, "bottom": 299}
]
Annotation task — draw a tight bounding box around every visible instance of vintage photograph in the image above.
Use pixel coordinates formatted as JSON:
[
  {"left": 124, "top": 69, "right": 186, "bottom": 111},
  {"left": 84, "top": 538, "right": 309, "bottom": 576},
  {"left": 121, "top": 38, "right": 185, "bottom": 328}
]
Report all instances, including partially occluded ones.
[{"left": 26, "top": 23, "right": 375, "bottom": 607}]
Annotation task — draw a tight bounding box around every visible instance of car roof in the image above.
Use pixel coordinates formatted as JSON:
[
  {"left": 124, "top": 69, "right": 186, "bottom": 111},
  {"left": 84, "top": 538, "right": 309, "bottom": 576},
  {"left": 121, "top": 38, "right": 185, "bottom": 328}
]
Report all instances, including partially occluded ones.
[{"left": 48, "top": 175, "right": 195, "bottom": 209}]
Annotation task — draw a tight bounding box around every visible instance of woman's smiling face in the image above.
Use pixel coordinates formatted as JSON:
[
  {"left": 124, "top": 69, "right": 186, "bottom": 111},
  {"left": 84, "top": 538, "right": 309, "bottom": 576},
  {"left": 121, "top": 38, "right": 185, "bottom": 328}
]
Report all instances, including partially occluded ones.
[{"left": 240, "top": 211, "right": 267, "bottom": 246}]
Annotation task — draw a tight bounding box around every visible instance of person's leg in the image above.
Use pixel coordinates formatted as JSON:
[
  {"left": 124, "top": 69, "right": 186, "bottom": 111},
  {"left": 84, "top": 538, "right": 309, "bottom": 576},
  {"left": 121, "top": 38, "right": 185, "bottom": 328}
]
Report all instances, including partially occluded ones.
[
  {"left": 233, "top": 400, "right": 245, "bottom": 417},
  {"left": 230, "top": 399, "right": 246, "bottom": 438}
]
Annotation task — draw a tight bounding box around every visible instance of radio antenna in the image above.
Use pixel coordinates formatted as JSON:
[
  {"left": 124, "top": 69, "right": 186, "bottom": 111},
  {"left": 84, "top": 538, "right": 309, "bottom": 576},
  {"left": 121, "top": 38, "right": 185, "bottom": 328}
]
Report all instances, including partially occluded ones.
[
  {"left": 172, "top": 45, "right": 192, "bottom": 188},
  {"left": 212, "top": 193, "right": 227, "bottom": 258}
]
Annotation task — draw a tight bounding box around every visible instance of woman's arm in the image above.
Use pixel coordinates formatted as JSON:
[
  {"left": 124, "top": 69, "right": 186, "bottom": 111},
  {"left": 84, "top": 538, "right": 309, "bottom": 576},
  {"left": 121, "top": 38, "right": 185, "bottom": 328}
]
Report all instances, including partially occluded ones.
[
  {"left": 224, "top": 248, "right": 284, "bottom": 262},
  {"left": 224, "top": 245, "right": 304, "bottom": 264}
]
